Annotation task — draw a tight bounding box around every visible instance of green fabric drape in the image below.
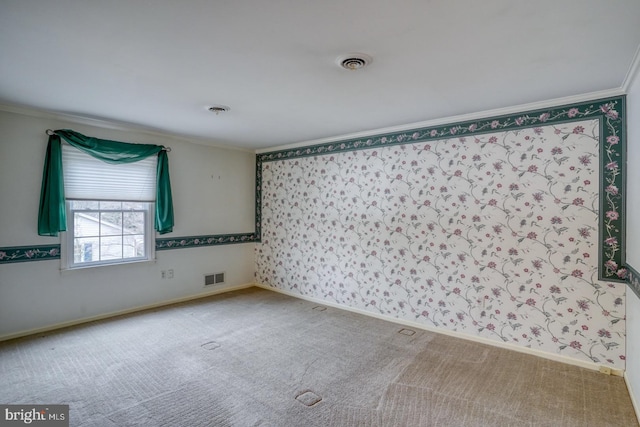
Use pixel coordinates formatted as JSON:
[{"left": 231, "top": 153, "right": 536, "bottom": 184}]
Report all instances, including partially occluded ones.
[
  {"left": 38, "top": 129, "right": 174, "bottom": 236},
  {"left": 155, "top": 150, "right": 174, "bottom": 234},
  {"left": 38, "top": 134, "right": 66, "bottom": 236}
]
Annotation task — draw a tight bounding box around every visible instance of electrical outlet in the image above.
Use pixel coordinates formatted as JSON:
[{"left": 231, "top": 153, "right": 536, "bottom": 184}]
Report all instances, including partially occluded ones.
[
  {"left": 167, "top": 269, "right": 174, "bottom": 279},
  {"left": 599, "top": 366, "right": 612, "bottom": 375},
  {"left": 161, "top": 270, "right": 166, "bottom": 279}
]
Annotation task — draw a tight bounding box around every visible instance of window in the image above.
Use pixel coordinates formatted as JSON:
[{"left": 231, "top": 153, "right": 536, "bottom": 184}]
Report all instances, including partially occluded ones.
[
  {"left": 66, "top": 201, "right": 153, "bottom": 268},
  {"left": 61, "top": 142, "right": 157, "bottom": 268}
]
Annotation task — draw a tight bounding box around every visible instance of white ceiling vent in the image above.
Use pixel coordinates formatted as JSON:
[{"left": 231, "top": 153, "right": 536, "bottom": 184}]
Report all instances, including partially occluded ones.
[
  {"left": 336, "top": 53, "right": 373, "bottom": 71},
  {"left": 206, "top": 105, "right": 230, "bottom": 115}
]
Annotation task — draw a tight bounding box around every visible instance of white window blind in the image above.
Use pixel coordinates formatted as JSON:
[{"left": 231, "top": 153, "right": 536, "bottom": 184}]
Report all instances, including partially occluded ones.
[{"left": 62, "top": 142, "right": 157, "bottom": 201}]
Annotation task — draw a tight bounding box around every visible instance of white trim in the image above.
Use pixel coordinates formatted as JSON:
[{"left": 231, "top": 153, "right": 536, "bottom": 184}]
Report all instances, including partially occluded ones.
[
  {"left": 2, "top": 281, "right": 627, "bottom": 378},
  {"left": 63, "top": 201, "right": 154, "bottom": 270},
  {"left": 254, "top": 283, "right": 624, "bottom": 377},
  {"left": 2, "top": 88, "right": 627, "bottom": 156},
  {"left": 0, "top": 282, "right": 254, "bottom": 342},
  {"left": 0, "top": 102, "right": 254, "bottom": 153},
  {"left": 625, "top": 371, "right": 640, "bottom": 426},
  {"left": 622, "top": 43, "right": 640, "bottom": 93},
  {"left": 256, "top": 88, "right": 624, "bottom": 154}
]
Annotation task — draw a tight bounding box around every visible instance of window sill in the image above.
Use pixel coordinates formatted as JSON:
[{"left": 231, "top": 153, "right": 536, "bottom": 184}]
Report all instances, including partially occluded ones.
[{"left": 60, "top": 258, "right": 156, "bottom": 273}]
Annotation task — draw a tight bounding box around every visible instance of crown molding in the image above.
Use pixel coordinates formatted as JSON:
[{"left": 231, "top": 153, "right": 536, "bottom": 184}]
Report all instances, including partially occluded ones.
[
  {"left": 256, "top": 88, "right": 625, "bottom": 154},
  {"left": 0, "top": 102, "right": 254, "bottom": 153},
  {"left": 622, "top": 43, "right": 640, "bottom": 93}
]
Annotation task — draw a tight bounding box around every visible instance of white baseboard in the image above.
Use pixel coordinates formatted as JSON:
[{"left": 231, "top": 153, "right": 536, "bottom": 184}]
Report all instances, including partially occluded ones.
[
  {"left": 625, "top": 372, "right": 640, "bottom": 426},
  {"left": 254, "top": 283, "right": 624, "bottom": 377},
  {"left": 3, "top": 282, "right": 627, "bottom": 380},
  {"left": 0, "top": 283, "right": 255, "bottom": 342}
]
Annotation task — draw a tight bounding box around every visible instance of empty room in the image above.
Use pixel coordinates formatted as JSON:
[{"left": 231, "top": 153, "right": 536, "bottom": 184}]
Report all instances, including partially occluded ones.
[{"left": 1, "top": 1, "right": 640, "bottom": 426}]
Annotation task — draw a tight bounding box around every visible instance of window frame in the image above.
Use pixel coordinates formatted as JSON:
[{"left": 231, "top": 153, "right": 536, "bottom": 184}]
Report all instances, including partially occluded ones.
[{"left": 62, "top": 200, "right": 155, "bottom": 270}]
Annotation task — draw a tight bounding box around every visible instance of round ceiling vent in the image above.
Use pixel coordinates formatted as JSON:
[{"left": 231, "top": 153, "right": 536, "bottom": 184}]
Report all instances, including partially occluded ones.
[
  {"left": 336, "top": 53, "right": 373, "bottom": 71},
  {"left": 206, "top": 105, "right": 230, "bottom": 115}
]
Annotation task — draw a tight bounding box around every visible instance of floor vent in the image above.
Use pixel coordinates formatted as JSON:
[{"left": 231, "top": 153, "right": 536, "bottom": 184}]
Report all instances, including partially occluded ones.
[
  {"left": 205, "top": 272, "right": 225, "bottom": 286},
  {"left": 295, "top": 390, "right": 322, "bottom": 407},
  {"left": 201, "top": 341, "right": 221, "bottom": 350}
]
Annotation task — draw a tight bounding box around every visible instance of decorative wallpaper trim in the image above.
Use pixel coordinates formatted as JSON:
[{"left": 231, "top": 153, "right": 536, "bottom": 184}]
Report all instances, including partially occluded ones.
[
  {"left": 255, "top": 155, "right": 263, "bottom": 240},
  {"left": 155, "top": 232, "right": 257, "bottom": 250},
  {"left": 1, "top": 232, "right": 257, "bottom": 263},
  {"left": 625, "top": 264, "right": 640, "bottom": 300},
  {"left": 0, "top": 245, "right": 61, "bottom": 264},
  {"left": 256, "top": 96, "right": 626, "bottom": 282}
]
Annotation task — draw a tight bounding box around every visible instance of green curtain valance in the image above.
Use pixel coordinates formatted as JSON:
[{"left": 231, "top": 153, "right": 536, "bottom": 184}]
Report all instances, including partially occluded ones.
[{"left": 38, "top": 129, "right": 174, "bottom": 236}]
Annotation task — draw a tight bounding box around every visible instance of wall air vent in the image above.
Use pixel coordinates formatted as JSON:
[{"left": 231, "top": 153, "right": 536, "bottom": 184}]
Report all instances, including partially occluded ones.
[{"left": 205, "top": 272, "right": 225, "bottom": 286}]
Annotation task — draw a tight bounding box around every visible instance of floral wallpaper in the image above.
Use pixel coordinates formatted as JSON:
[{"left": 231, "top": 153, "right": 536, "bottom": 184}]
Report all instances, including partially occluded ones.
[{"left": 255, "top": 102, "right": 628, "bottom": 368}]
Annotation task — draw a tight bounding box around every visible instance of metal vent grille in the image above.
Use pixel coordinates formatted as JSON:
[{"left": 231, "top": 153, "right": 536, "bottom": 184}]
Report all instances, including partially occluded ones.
[
  {"left": 340, "top": 57, "right": 367, "bottom": 70},
  {"left": 205, "top": 272, "right": 225, "bottom": 286},
  {"left": 336, "top": 53, "right": 373, "bottom": 71}
]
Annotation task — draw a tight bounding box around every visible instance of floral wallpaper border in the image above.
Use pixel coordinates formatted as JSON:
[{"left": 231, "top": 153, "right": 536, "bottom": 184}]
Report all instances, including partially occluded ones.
[
  {"left": 155, "top": 232, "right": 257, "bottom": 250},
  {"left": 0, "top": 245, "right": 60, "bottom": 264},
  {"left": 625, "top": 264, "right": 640, "bottom": 299},
  {"left": 0, "top": 233, "right": 257, "bottom": 264},
  {"left": 256, "top": 96, "right": 626, "bottom": 282}
]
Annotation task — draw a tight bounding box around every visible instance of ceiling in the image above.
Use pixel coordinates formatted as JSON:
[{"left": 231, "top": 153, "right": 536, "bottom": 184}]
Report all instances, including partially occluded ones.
[{"left": 1, "top": 1, "right": 640, "bottom": 150}]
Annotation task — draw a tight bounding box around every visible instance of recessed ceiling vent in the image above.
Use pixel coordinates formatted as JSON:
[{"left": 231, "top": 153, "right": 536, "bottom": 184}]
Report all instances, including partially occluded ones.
[
  {"left": 206, "top": 105, "right": 230, "bottom": 115},
  {"left": 336, "top": 53, "right": 373, "bottom": 71}
]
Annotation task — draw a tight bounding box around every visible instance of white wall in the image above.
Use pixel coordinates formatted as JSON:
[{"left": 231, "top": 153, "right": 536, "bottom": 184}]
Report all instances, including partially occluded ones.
[
  {"left": 626, "top": 60, "right": 640, "bottom": 416},
  {"left": 0, "top": 109, "right": 256, "bottom": 338}
]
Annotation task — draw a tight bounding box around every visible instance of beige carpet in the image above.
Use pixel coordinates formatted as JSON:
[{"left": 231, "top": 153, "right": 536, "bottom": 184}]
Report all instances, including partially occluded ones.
[{"left": 0, "top": 287, "right": 637, "bottom": 426}]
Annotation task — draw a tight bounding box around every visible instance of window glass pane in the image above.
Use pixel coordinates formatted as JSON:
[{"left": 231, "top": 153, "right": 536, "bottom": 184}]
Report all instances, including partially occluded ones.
[
  {"left": 123, "top": 212, "right": 145, "bottom": 235},
  {"left": 100, "top": 201, "right": 122, "bottom": 210},
  {"left": 100, "top": 236, "right": 122, "bottom": 260},
  {"left": 66, "top": 200, "right": 153, "bottom": 268},
  {"left": 122, "top": 202, "right": 146, "bottom": 210},
  {"left": 124, "top": 235, "right": 146, "bottom": 258},
  {"left": 100, "top": 212, "right": 122, "bottom": 236},
  {"left": 74, "top": 237, "right": 98, "bottom": 263},
  {"left": 74, "top": 212, "right": 100, "bottom": 237},
  {"left": 70, "top": 200, "right": 99, "bottom": 210}
]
